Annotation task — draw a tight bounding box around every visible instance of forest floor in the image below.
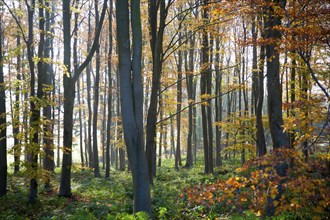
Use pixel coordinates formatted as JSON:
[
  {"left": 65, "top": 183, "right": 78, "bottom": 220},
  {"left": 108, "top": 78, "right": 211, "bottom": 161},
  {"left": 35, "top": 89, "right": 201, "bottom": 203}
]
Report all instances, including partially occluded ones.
[{"left": 0, "top": 152, "right": 329, "bottom": 219}]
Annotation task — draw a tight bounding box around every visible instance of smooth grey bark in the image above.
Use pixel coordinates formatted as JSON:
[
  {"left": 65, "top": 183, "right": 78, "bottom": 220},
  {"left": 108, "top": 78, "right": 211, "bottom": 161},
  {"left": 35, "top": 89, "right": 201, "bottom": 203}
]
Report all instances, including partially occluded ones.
[
  {"left": 86, "top": 6, "right": 93, "bottom": 168},
  {"left": 43, "top": 0, "right": 55, "bottom": 190},
  {"left": 27, "top": 0, "right": 43, "bottom": 204},
  {"left": 158, "top": 104, "right": 163, "bottom": 167},
  {"left": 77, "top": 79, "right": 85, "bottom": 167},
  {"left": 241, "top": 20, "right": 247, "bottom": 165},
  {"left": 59, "top": 0, "right": 108, "bottom": 197},
  {"left": 170, "top": 116, "right": 175, "bottom": 159},
  {"left": 73, "top": 0, "right": 84, "bottom": 168},
  {"left": 116, "top": 0, "right": 151, "bottom": 214},
  {"left": 289, "top": 52, "right": 296, "bottom": 148},
  {"left": 57, "top": 55, "right": 61, "bottom": 167},
  {"left": 105, "top": 0, "right": 113, "bottom": 178},
  {"left": 82, "top": 85, "right": 89, "bottom": 167},
  {"left": 116, "top": 68, "right": 125, "bottom": 171},
  {"left": 102, "top": 89, "right": 106, "bottom": 170},
  {"left": 59, "top": 0, "right": 73, "bottom": 196},
  {"left": 92, "top": 0, "right": 101, "bottom": 177},
  {"left": 0, "top": 11, "right": 7, "bottom": 197},
  {"left": 175, "top": 31, "right": 183, "bottom": 170},
  {"left": 201, "top": 0, "right": 213, "bottom": 174},
  {"left": 105, "top": 12, "right": 112, "bottom": 173},
  {"left": 215, "top": 36, "right": 223, "bottom": 166},
  {"left": 13, "top": 25, "right": 21, "bottom": 174},
  {"left": 264, "top": 0, "right": 289, "bottom": 149},
  {"left": 264, "top": 1, "right": 289, "bottom": 215},
  {"left": 253, "top": 16, "right": 266, "bottom": 156},
  {"left": 146, "top": 0, "right": 171, "bottom": 183},
  {"left": 184, "top": 32, "right": 195, "bottom": 168}
]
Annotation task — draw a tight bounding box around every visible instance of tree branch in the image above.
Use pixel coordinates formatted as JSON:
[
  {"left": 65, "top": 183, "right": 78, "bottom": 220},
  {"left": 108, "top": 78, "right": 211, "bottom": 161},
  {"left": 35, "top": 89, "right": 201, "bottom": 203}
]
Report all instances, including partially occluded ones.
[
  {"left": 158, "top": 63, "right": 239, "bottom": 95},
  {"left": 298, "top": 49, "right": 330, "bottom": 150},
  {"left": 73, "top": 0, "right": 108, "bottom": 83},
  {"left": 1, "top": 0, "right": 28, "bottom": 44},
  {"left": 157, "top": 86, "right": 238, "bottom": 124}
]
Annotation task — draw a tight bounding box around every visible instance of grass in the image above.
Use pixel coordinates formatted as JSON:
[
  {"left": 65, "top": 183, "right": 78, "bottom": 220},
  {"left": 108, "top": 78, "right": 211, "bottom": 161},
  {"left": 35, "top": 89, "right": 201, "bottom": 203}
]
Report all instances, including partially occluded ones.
[
  {"left": 3, "top": 153, "right": 327, "bottom": 219},
  {"left": 1, "top": 156, "right": 239, "bottom": 219}
]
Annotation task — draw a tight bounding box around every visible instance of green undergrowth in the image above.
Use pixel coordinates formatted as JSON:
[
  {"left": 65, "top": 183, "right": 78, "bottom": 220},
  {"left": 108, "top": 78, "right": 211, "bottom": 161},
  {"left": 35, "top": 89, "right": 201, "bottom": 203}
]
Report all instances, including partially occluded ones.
[
  {"left": 0, "top": 156, "right": 237, "bottom": 220},
  {"left": 2, "top": 152, "right": 328, "bottom": 219}
]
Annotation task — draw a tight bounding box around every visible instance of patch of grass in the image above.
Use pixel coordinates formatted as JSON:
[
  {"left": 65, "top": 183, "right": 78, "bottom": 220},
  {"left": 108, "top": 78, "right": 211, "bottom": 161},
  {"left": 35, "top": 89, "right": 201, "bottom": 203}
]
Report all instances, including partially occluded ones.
[{"left": 1, "top": 157, "right": 244, "bottom": 219}]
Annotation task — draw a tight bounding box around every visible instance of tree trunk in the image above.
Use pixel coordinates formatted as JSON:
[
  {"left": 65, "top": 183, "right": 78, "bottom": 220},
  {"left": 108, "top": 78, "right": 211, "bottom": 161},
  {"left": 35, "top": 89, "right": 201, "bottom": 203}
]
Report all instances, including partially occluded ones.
[
  {"left": 77, "top": 79, "right": 85, "bottom": 167},
  {"left": 119, "top": 148, "right": 126, "bottom": 171},
  {"left": 116, "top": 0, "right": 151, "bottom": 214},
  {"left": 253, "top": 16, "right": 266, "bottom": 156},
  {"left": 201, "top": 0, "right": 213, "bottom": 174},
  {"left": 215, "top": 36, "right": 223, "bottom": 166},
  {"left": 264, "top": 0, "right": 289, "bottom": 149},
  {"left": 86, "top": 4, "right": 93, "bottom": 167},
  {"left": 146, "top": 0, "right": 169, "bottom": 183},
  {"left": 0, "top": 12, "right": 7, "bottom": 197},
  {"left": 289, "top": 52, "right": 296, "bottom": 148},
  {"left": 59, "top": 0, "right": 107, "bottom": 196},
  {"left": 175, "top": 32, "right": 183, "bottom": 170},
  {"left": 170, "top": 116, "right": 176, "bottom": 159},
  {"left": 28, "top": 0, "right": 43, "bottom": 203},
  {"left": 72, "top": 0, "right": 84, "bottom": 169},
  {"left": 92, "top": 0, "right": 101, "bottom": 177},
  {"left": 13, "top": 26, "right": 21, "bottom": 174},
  {"left": 158, "top": 101, "right": 163, "bottom": 167},
  {"left": 82, "top": 76, "right": 89, "bottom": 167},
  {"left": 43, "top": 0, "right": 55, "bottom": 190},
  {"left": 184, "top": 33, "right": 194, "bottom": 168},
  {"left": 59, "top": 0, "right": 73, "bottom": 195},
  {"left": 105, "top": 0, "right": 113, "bottom": 179}
]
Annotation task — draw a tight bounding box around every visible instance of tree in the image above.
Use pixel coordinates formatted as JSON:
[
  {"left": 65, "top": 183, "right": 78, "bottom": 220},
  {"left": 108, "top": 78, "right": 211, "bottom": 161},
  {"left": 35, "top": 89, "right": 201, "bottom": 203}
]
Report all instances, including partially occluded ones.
[
  {"left": 0, "top": 7, "right": 7, "bottom": 197},
  {"left": 116, "top": 0, "right": 151, "bottom": 214},
  {"left": 264, "top": 0, "right": 289, "bottom": 149},
  {"left": 252, "top": 14, "right": 266, "bottom": 156},
  {"left": 175, "top": 29, "right": 183, "bottom": 170},
  {"left": 105, "top": 0, "right": 113, "bottom": 179},
  {"left": 92, "top": 0, "right": 101, "bottom": 178},
  {"left": 43, "top": 0, "right": 55, "bottom": 190},
  {"left": 27, "top": 0, "right": 43, "bottom": 204},
  {"left": 201, "top": 0, "right": 213, "bottom": 174},
  {"left": 146, "top": 0, "right": 174, "bottom": 183},
  {"left": 59, "top": 0, "right": 107, "bottom": 197}
]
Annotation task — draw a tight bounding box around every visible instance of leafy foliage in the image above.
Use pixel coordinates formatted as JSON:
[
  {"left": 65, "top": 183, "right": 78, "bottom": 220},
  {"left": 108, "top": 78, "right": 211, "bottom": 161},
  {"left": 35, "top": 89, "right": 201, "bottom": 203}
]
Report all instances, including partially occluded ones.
[{"left": 181, "top": 149, "right": 330, "bottom": 219}]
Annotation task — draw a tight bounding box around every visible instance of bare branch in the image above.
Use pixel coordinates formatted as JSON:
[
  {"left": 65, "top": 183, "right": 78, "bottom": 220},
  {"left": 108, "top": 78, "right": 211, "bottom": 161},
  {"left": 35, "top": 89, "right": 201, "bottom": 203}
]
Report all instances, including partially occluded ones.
[
  {"left": 1, "top": 0, "right": 28, "bottom": 44},
  {"left": 159, "top": 63, "right": 239, "bottom": 95},
  {"left": 157, "top": 86, "right": 239, "bottom": 125}
]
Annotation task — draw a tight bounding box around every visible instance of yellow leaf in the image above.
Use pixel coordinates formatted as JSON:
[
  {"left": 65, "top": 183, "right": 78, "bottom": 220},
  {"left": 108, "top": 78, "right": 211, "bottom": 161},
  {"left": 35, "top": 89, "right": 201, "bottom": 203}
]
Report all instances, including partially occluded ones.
[
  {"left": 256, "top": 210, "right": 262, "bottom": 217},
  {"left": 241, "top": 197, "right": 247, "bottom": 202}
]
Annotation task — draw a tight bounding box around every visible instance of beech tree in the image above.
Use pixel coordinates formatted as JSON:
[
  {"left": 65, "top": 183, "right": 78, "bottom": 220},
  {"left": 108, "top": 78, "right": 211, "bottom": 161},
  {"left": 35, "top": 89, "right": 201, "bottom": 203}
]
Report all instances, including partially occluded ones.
[
  {"left": 105, "top": 0, "right": 113, "bottom": 179},
  {"left": 0, "top": 8, "right": 7, "bottom": 197},
  {"left": 264, "top": 0, "right": 289, "bottom": 149},
  {"left": 116, "top": 0, "right": 151, "bottom": 214},
  {"left": 59, "top": 0, "right": 108, "bottom": 197},
  {"left": 201, "top": 0, "right": 213, "bottom": 174},
  {"left": 42, "top": 0, "right": 55, "bottom": 190},
  {"left": 146, "top": 0, "right": 174, "bottom": 183}
]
